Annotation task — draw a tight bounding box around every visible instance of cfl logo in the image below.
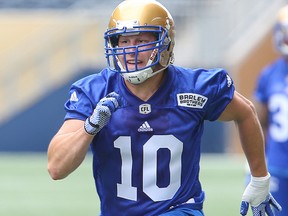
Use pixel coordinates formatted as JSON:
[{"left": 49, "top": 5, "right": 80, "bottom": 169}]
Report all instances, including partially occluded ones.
[{"left": 139, "top": 104, "right": 151, "bottom": 114}]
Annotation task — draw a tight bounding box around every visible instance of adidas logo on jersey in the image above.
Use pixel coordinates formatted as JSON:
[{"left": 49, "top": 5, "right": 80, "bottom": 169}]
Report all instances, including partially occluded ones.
[
  {"left": 70, "top": 91, "right": 78, "bottom": 102},
  {"left": 138, "top": 121, "right": 153, "bottom": 132},
  {"left": 226, "top": 74, "right": 232, "bottom": 87}
]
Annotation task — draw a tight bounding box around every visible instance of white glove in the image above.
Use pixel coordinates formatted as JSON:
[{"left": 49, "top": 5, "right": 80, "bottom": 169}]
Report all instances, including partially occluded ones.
[
  {"left": 240, "top": 173, "right": 282, "bottom": 215},
  {"left": 242, "top": 173, "right": 270, "bottom": 207},
  {"left": 84, "top": 92, "right": 120, "bottom": 135}
]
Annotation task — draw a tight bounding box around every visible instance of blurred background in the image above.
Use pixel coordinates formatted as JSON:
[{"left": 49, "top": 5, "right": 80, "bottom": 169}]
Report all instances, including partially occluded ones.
[{"left": 0, "top": 0, "right": 286, "bottom": 215}]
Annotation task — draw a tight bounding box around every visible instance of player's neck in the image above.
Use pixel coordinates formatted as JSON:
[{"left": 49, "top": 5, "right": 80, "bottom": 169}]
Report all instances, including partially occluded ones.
[{"left": 124, "top": 71, "right": 166, "bottom": 102}]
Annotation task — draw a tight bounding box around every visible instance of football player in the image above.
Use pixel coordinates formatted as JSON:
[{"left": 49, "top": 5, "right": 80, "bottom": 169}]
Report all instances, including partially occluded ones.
[
  {"left": 48, "top": 0, "right": 281, "bottom": 215},
  {"left": 253, "top": 5, "right": 288, "bottom": 216}
]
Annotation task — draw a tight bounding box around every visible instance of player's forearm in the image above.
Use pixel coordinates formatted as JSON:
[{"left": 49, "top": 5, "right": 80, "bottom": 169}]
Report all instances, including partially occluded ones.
[
  {"left": 47, "top": 128, "right": 93, "bottom": 180},
  {"left": 237, "top": 112, "right": 268, "bottom": 177}
]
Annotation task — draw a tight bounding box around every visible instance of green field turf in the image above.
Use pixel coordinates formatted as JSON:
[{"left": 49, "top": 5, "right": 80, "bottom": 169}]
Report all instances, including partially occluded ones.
[{"left": 0, "top": 153, "right": 251, "bottom": 216}]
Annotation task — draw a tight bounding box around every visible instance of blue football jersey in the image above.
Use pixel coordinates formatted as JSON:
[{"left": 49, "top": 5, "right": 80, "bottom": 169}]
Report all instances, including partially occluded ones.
[
  {"left": 254, "top": 57, "right": 288, "bottom": 176},
  {"left": 64, "top": 65, "right": 235, "bottom": 215}
]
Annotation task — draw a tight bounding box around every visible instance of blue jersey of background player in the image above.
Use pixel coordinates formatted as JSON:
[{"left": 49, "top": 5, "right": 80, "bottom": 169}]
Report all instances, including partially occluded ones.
[
  {"left": 47, "top": 0, "right": 281, "bottom": 215},
  {"left": 254, "top": 5, "right": 288, "bottom": 216}
]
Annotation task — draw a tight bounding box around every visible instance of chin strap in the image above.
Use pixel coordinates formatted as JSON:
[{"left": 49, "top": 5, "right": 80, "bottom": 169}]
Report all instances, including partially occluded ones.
[{"left": 121, "top": 65, "right": 168, "bottom": 84}]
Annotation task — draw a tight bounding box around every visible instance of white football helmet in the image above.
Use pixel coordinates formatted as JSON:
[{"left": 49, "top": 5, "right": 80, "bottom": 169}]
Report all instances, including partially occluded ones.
[
  {"left": 274, "top": 5, "right": 288, "bottom": 56},
  {"left": 104, "top": 0, "right": 175, "bottom": 84}
]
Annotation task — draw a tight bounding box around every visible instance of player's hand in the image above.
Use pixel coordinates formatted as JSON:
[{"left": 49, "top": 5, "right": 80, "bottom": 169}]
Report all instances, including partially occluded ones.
[
  {"left": 84, "top": 92, "right": 120, "bottom": 135},
  {"left": 240, "top": 173, "right": 282, "bottom": 215},
  {"left": 240, "top": 193, "right": 282, "bottom": 216}
]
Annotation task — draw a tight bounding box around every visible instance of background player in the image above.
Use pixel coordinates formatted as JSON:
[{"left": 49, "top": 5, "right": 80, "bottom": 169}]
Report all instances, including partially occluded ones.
[
  {"left": 47, "top": 0, "right": 281, "bottom": 215},
  {"left": 253, "top": 5, "right": 288, "bottom": 216}
]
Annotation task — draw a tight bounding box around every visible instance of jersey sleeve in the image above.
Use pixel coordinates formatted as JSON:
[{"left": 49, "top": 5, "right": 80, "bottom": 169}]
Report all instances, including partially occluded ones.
[
  {"left": 64, "top": 78, "right": 96, "bottom": 121},
  {"left": 64, "top": 76, "right": 96, "bottom": 120},
  {"left": 204, "top": 69, "right": 235, "bottom": 121},
  {"left": 63, "top": 70, "right": 118, "bottom": 121}
]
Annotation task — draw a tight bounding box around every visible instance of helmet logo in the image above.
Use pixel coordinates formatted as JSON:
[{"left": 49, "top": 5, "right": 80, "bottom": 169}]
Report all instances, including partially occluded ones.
[{"left": 116, "top": 20, "right": 139, "bottom": 31}]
